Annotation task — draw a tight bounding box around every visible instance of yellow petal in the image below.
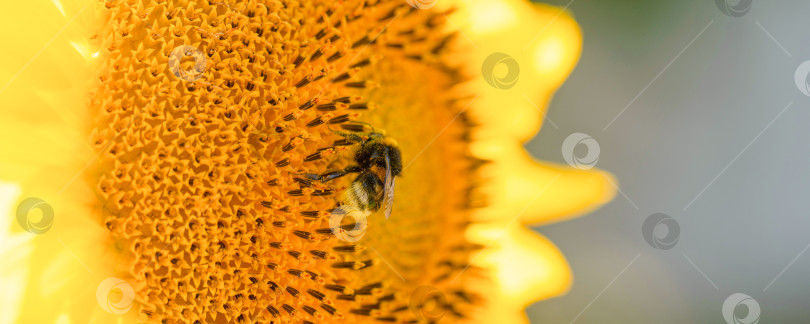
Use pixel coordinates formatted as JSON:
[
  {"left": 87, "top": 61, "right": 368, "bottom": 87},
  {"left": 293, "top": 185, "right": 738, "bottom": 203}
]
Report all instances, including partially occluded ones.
[
  {"left": 466, "top": 223, "right": 572, "bottom": 324},
  {"left": 0, "top": 0, "right": 94, "bottom": 184},
  {"left": 446, "top": 0, "right": 616, "bottom": 226},
  {"left": 446, "top": 0, "right": 583, "bottom": 141},
  {"left": 449, "top": 0, "right": 618, "bottom": 321},
  {"left": 0, "top": 1, "right": 129, "bottom": 323},
  {"left": 474, "top": 141, "right": 617, "bottom": 225}
]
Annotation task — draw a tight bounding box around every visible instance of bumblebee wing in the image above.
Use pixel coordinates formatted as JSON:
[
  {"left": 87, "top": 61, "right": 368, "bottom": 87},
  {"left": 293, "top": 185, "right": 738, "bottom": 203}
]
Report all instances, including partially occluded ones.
[
  {"left": 384, "top": 176, "right": 395, "bottom": 219},
  {"left": 383, "top": 149, "right": 395, "bottom": 219}
]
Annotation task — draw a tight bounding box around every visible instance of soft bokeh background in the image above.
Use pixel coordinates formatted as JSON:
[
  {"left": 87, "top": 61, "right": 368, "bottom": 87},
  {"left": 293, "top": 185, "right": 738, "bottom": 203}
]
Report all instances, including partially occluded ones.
[{"left": 526, "top": 0, "right": 810, "bottom": 323}]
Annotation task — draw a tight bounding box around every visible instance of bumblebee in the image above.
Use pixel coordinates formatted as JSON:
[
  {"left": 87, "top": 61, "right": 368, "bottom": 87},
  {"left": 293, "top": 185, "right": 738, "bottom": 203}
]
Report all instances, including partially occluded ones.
[{"left": 302, "top": 123, "right": 402, "bottom": 219}]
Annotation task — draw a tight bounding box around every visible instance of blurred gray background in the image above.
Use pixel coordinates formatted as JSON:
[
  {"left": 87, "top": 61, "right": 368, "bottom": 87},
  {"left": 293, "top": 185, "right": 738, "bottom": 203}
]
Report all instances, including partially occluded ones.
[{"left": 526, "top": 0, "right": 810, "bottom": 323}]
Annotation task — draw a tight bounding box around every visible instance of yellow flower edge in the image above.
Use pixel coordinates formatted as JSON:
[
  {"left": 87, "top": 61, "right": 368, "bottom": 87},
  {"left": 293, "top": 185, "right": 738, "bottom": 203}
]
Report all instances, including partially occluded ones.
[
  {"left": 446, "top": 0, "right": 617, "bottom": 322},
  {"left": 0, "top": 0, "right": 616, "bottom": 323}
]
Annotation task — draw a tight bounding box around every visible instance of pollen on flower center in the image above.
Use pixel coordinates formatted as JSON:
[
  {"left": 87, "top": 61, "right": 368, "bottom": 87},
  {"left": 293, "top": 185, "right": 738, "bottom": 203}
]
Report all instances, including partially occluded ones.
[{"left": 90, "top": 0, "right": 484, "bottom": 322}]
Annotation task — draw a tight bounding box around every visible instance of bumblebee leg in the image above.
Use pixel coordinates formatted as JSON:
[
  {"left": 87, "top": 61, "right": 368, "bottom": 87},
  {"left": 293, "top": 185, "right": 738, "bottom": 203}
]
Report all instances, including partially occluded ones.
[
  {"left": 330, "top": 130, "right": 364, "bottom": 143},
  {"left": 304, "top": 165, "right": 362, "bottom": 182},
  {"left": 324, "top": 122, "right": 364, "bottom": 141}
]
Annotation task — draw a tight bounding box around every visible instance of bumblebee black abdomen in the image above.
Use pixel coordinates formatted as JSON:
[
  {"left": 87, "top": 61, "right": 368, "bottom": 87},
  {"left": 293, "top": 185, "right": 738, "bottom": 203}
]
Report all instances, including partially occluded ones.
[{"left": 346, "top": 171, "right": 384, "bottom": 210}]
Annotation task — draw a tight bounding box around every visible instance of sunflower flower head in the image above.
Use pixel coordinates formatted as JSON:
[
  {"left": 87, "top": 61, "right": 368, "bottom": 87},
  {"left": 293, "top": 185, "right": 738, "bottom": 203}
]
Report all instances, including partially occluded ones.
[{"left": 0, "top": 0, "right": 615, "bottom": 323}]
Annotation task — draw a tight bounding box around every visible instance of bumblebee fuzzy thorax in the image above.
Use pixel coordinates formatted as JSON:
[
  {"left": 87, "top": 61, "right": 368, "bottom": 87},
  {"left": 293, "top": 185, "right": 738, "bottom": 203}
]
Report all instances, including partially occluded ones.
[{"left": 353, "top": 137, "right": 403, "bottom": 177}]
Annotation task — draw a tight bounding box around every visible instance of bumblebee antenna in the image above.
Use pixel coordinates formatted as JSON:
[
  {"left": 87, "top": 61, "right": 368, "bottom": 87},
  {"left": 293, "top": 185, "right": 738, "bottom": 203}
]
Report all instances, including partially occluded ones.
[{"left": 325, "top": 122, "right": 339, "bottom": 133}]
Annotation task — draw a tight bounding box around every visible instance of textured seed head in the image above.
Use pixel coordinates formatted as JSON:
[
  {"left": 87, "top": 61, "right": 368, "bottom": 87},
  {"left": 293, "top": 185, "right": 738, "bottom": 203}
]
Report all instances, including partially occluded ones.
[{"left": 92, "top": 0, "right": 484, "bottom": 323}]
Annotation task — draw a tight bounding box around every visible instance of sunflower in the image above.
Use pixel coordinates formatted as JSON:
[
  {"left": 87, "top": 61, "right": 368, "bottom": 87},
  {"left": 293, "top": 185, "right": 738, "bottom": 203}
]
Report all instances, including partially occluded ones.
[{"left": 0, "top": 0, "right": 615, "bottom": 323}]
